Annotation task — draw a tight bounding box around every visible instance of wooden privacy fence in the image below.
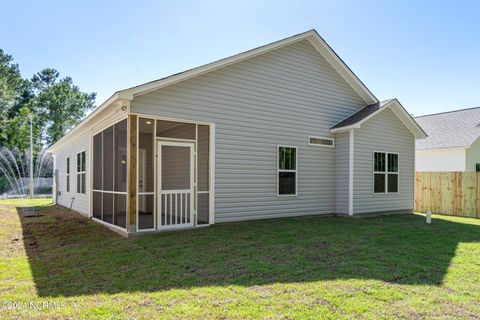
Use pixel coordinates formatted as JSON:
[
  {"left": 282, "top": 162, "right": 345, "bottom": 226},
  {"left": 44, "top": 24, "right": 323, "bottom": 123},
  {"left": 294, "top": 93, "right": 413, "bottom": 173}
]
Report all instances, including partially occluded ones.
[{"left": 415, "top": 172, "right": 480, "bottom": 218}]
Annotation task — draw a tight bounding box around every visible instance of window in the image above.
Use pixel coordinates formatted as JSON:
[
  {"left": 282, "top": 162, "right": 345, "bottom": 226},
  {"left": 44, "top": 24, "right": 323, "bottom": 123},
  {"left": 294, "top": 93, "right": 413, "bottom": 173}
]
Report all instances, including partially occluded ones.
[
  {"left": 476, "top": 163, "right": 480, "bottom": 172},
  {"left": 374, "top": 152, "right": 398, "bottom": 193},
  {"left": 77, "top": 151, "right": 86, "bottom": 194},
  {"left": 278, "top": 146, "right": 297, "bottom": 195},
  {"left": 308, "top": 136, "right": 334, "bottom": 147},
  {"left": 66, "top": 157, "right": 70, "bottom": 192}
]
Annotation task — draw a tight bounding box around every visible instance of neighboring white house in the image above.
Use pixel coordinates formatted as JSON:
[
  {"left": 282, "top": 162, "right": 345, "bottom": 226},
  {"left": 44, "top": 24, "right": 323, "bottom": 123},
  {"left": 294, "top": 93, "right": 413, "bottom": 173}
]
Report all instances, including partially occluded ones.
[
  {"left": 415, "top": 107, "right": 480, "bottom": 172},
  {"left": 47, "top": 29, "right": 426, "bottom": 236}
]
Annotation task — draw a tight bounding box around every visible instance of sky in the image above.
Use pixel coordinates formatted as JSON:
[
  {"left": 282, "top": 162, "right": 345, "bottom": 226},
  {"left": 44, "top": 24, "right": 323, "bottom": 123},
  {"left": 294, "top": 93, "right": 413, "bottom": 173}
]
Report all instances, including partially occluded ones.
[{"left": 1, "top": 0, "right": 479, "bottom": 117}]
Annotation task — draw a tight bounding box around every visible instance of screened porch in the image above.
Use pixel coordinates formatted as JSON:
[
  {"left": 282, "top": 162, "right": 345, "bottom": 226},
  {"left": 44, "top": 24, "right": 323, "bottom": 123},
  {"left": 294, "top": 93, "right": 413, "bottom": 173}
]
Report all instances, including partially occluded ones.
[{"left": 91, "top": 115, "right": 213, "bottom": 233}]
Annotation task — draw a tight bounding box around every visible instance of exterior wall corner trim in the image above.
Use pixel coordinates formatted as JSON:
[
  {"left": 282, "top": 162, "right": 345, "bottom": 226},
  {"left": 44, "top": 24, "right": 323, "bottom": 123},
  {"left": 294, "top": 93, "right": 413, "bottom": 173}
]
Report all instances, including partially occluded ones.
[{"left": 349, "top": 129, "right": 354, "bottom": 216}]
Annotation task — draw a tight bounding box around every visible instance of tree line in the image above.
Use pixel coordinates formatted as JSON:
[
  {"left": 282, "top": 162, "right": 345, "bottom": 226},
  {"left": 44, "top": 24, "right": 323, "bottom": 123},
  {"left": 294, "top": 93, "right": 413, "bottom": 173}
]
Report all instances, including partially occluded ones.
[
  {"left": 0, "top": 49, "right": 96, "bottom": 193},
  {"left": 0, "top": 49, "right": 96, "bottom": 152}
]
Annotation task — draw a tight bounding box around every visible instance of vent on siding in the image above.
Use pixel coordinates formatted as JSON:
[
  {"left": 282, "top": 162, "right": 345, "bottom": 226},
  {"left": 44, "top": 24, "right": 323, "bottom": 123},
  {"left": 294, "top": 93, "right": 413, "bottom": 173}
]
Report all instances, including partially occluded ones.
[{"left": 308, "top": 136, "right": 334, "bottom": 147}]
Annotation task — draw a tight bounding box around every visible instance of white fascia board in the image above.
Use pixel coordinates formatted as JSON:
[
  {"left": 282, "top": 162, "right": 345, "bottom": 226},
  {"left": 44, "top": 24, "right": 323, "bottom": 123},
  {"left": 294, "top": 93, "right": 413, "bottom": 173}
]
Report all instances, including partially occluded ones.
[
  {"left": 307, "top": 32, "right": 377, "bottom": 105},
  {"left": 388, "top": 100, "right": 428, "bottom": 139},
  {"left": 330, "top": 99, "right": 427, "bottom": 139},
  {"left": 330, "top": 124, "right": 361, "bottom": 133},
  {"left": 330, "top": 101, "right": 398, "bottom": 134}
]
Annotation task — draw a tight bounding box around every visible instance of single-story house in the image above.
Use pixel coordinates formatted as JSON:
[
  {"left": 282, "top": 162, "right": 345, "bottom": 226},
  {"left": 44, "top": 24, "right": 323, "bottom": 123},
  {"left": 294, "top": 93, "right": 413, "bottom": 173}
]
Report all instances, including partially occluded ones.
[
  {"left": 415, "top": 107, "right": 480, "bottom": 172},
  {"left": 47, "top": 29, "right": 426, "bottom": 236}
]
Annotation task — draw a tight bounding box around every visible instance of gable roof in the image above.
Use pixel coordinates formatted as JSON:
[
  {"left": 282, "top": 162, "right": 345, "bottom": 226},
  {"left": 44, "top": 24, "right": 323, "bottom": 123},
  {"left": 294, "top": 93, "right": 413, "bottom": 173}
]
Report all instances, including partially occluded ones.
[
  {"left": 415, "top": 107, "right": 480, "bottom": 150},
  {"left": 330, "top": 99, "right": 427, "bottom": 139},
  {"left": 119, "top": 29, "right": 377, "bottom": 104},
  {"left": 48, "top": 29, "right": 378, "bottom": 152}
]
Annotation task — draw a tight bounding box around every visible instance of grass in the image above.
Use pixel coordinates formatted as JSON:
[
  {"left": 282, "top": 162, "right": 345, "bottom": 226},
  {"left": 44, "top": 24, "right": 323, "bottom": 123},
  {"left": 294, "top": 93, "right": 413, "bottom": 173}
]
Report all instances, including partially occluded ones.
[{"left": 0, "top": 199, "right": 480, "bottom": 319}]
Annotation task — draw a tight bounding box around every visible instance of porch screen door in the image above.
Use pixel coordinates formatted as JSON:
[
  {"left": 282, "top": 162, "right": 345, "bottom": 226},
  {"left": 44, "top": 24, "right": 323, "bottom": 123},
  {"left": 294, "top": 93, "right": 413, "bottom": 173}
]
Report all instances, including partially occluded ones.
[{"left": 157, "top": 141, "right": 194, "bottom": 229}]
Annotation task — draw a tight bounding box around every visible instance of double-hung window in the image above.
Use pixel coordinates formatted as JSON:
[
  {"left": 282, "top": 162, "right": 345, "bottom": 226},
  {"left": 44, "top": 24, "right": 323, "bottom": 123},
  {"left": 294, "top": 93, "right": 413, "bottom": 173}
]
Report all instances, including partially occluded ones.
[
  {"left": 373, "top": 152, "right": 398, "bottom": 193},
  {"left": 66, "top": 157, "right": 70, "bottom": 192},
  {"left": 77, "top": 151, "right": 86, "bottom": 194},
  {"left": 278, "top": 146, "right": 297, "bottom": 196}
]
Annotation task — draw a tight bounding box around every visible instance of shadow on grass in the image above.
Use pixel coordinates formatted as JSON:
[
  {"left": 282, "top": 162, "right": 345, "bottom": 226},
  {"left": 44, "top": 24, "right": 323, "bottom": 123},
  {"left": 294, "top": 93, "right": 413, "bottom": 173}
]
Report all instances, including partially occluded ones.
[{"left": 16, "top": 204, "right": 480, "bottom": 297}]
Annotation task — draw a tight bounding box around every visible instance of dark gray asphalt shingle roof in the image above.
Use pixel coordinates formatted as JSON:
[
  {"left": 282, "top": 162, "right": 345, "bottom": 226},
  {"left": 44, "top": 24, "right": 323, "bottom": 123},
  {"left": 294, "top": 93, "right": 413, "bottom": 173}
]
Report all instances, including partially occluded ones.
[
  {"left": 331, "top": 99, "right": 393, "bottom": 129},
  {"left": 415, "top": 107, "right": 480, "bottom": 150}
]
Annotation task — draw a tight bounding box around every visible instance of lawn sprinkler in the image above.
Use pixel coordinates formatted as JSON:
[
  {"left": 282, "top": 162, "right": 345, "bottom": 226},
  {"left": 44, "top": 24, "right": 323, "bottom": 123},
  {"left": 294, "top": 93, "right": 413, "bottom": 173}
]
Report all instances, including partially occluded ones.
[{"left": 426, "top": 210, "right": 432, "bottom": 224}]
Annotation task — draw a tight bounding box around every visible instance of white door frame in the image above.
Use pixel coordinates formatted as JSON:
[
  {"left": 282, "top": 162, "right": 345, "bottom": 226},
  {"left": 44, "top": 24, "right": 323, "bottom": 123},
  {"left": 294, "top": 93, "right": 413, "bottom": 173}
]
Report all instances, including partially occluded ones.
[{"left": 157, "top": 140, "right": 194, "bottom": 230}]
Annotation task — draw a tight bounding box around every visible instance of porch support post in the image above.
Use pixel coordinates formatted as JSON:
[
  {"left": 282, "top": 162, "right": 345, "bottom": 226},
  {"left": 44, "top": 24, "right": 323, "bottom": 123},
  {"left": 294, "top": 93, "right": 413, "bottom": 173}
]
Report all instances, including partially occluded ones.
[{"left": 128, "top": 114, "right": 137, "bottom": 232}]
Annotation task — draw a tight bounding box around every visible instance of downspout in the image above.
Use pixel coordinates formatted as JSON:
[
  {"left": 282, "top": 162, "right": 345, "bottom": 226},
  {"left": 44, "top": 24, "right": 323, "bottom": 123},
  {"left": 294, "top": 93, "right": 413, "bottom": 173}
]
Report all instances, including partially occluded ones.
[
  {"left": 333, "top": 134, "right": 337, "bottom": 216},
  {"left": 349, "top": 129, "right": 354, "bottom": 216}
]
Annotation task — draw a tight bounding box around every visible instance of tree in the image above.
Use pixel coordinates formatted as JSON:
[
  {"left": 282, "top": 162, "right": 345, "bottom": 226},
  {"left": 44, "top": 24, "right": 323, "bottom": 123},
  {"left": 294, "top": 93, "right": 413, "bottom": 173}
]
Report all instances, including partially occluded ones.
[
  {"left": 29, "top": 68, "right": 96, "bottom": 146},
  {"left": 0, "top": 50, "right": 30, "bottom": 145},
  {"left": 0, "top": 49, "right": 96, "bottom": 150},
  {"left": 2, "top": 106, "right": 40, "bottom": 152},
  {"left": 0, "top": 50, "right": 94, "bottom": 191},
  {"left": 0, "top": 49, "right": 23, "bottom": 113}
]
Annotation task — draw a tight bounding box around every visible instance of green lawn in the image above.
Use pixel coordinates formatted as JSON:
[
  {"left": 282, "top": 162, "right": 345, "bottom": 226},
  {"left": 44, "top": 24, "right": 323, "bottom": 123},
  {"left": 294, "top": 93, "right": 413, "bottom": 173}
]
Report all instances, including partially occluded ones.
[{"left": 1, "top": 199, "right": 480, "bottom": 319}]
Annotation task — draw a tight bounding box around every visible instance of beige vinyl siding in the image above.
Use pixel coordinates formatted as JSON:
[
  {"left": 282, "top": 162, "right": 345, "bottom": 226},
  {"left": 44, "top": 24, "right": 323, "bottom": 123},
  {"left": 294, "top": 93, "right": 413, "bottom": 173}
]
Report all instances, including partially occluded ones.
[
  {"left": 335, "top": 132, "right": 350, "bottom": 214},
  {"left": 131, "top": 40, "right": 366, "bottom": 222},
  {"left": 55, "top": 132, "right": 90, "bottom": 215},
  {"left": 353, "top": 108, "right": 415, "bottom": 214}
]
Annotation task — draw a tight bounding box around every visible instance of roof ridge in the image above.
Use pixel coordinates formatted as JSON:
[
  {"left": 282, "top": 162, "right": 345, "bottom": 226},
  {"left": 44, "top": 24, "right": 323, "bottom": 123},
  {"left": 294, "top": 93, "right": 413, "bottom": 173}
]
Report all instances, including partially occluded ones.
[{"left": 415, "top": 106, "right": 480, "bottom": 118}]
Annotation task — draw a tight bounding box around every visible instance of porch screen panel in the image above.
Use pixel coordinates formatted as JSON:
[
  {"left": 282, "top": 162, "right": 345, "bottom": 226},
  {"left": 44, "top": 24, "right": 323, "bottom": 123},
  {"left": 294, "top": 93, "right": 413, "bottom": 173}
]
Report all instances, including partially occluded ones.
[
  {"left": 103, "top": 192, "right": 113, "bottom": 223},
  {"left": 161, "top": 146, "right": 191, "bottom": 190},
  {"left": 114, "top": 194, "right": 126, "bottom": 228},
  {"left": 138, "top": 194, "right": 154, "bottom": 230},
  {"left": 103, "top": 126, "right": 114, "bottom": 191},
  {"left": 92, "top": 118, "right": 128, "bottom": 230},
  {"left": 197, "top": 193, "right": 209, "bottom": 225},
  {"left": 138, "top": 118, "right": 154, "bottom": 193},
  {"left": 93, "top": 133, "right": 102, "bottom": 190},
  {"left": 138, "top": 118, "right": 155, "bottom": 230},
  {"left": 114, "top": 120, "right": 127, "bottom": 192},
  {"left": 197, "top": 125, "right": 210, "bottom": 225},
  {"left": 93, "top": 191, "right": 102, "bottom": 219},
  {"left": 156, "top": 120, "right": 196, "bottom": 140},
  {"left": 198, "top": 125, "right": 209, "bottom": 191}
]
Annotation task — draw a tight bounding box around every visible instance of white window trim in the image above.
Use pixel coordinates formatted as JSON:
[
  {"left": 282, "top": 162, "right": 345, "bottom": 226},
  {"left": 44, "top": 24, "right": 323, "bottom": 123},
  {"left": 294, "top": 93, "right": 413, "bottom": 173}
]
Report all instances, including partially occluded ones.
[
  {"left": 308, "top": 136, "right": 335, "bottom": 148},
  {"left": 66, "top": 157, "right": 70, "bottom": 193},
  {"left": 373, "top": 151, "right": 399, "bottom": 194},
  {"left": 77, "top": 150, "right": 86, "bottom": 194},
  {"left": 277, "top": 145, "right": 298, "bottom": 197}
]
